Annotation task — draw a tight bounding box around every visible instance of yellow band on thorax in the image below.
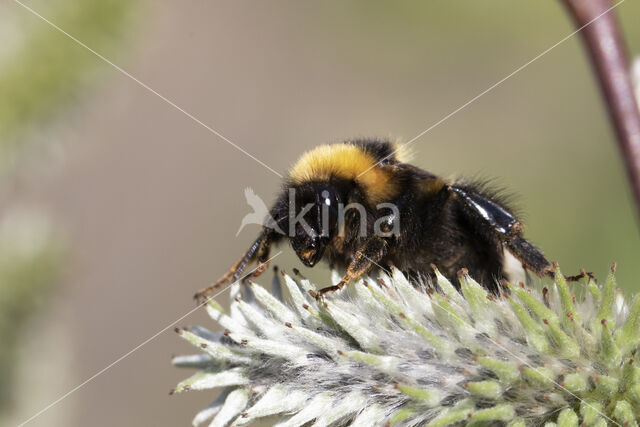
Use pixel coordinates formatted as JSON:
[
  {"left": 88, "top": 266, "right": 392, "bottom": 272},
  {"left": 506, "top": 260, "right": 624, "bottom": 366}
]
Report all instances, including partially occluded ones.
[{"left": 289, "top": 144, "right": 398, "bottom": 204}]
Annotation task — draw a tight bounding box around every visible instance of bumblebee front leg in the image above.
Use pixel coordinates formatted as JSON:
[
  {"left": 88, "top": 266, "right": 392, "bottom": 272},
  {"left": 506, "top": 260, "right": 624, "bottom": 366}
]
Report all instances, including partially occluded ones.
[
  {"left": 250, "top": 231, "right": 275, "bottom": 278},
  {"left": 312, "top": 235, "right": 388, "bottom": 299},
  {"left": 194, "top": 228, "right": 274, "bottom": 302}
]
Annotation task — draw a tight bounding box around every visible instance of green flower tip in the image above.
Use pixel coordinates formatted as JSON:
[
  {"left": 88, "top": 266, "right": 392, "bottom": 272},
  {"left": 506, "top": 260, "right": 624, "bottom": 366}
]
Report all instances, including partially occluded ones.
[{"left": 172, "top": 265, "right": 640, "bottom": 426}]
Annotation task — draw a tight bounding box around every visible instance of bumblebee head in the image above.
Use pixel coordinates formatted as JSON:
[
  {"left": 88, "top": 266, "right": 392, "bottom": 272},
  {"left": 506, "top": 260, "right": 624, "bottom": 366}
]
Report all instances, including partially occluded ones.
[
  {"left": 274, "top": 139, "right": 405, "bottom": 268},
  {"left": 275, "top": 182, "right": 342, "bottom": 267},
  {"left": 291, "top": 184, "right": 341, "bottom": 267}
]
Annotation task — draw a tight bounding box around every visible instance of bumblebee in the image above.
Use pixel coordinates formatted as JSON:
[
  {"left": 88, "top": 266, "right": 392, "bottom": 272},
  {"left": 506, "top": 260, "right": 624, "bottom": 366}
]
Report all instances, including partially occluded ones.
[{"left": 196, "top": 138, "right": 563, "bottom": 300}]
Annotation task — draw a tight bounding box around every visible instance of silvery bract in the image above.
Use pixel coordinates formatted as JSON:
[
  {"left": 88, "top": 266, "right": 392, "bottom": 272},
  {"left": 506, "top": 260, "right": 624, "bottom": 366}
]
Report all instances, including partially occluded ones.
[{"left": 173, "top": 265, "right": 640, "bottom": 426}]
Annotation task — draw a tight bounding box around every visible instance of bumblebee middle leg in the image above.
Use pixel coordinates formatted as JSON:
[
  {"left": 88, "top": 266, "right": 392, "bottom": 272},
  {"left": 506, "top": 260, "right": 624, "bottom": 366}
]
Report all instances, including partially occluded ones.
[{"left": 312, "top": 235, "right": 388, "bottom": 299}]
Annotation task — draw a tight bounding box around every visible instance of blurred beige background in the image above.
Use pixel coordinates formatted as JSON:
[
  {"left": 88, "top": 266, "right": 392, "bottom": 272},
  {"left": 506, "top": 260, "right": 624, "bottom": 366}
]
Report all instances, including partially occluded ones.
[{"left": 3, "top": 1, "right": 640, "bottom": 426}]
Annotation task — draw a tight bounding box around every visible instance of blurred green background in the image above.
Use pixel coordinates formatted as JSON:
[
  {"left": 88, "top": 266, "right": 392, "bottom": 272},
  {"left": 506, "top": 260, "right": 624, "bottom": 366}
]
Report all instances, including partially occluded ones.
[{"left": 1, "top": 0, "right": 640, "bottom": 426}]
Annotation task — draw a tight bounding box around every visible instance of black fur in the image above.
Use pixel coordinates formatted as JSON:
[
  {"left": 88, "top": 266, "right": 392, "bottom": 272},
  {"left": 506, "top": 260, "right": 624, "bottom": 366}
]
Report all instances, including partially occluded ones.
[
  {"left": 266, "top": 140, "right": 552, "bottom": 294},
  {"left": 197, "top": 139, "right": 556, "bottom": 300}
]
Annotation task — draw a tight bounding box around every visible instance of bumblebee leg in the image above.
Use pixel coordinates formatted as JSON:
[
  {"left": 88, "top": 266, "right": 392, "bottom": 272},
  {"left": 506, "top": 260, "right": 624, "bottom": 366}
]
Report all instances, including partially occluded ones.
[
  {"left": 313, "top": 236, "right": 388, "bottom": 299},
  {"left": 564, "top": 269, "right": 596, "bottom": 282},
  {"left": 194, "top": 228, "right": 273, "bottom": 302},
  {"left": 450, "top": 185, "right": 554, "bottom": 279},
  {"left": 251, "top": 232, "right": 275, "bottom": 278},
  {"left": 503, "top": 234, "right": 554, "bottom": 279},
  {"left": 505, "top": 238, "right": 594, "bottom": 282}
]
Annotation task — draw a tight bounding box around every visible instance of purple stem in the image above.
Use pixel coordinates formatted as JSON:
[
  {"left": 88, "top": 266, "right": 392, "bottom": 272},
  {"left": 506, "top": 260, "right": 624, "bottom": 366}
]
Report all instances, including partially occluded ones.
[{"left": 562, "top": 0, "right": 640, "bottom": 218}]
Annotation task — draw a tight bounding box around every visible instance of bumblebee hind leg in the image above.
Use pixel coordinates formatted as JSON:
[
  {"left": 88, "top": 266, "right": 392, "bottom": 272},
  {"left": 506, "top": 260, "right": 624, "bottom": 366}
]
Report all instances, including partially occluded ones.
[
  {"left": 450, "top": 185, "right": 554, "bottom": 283},
  {"left": 564, "top": 269, "right": 596, "bottom": 282},
  {"left": 505, "top": 235, "right": 595, "bottom": 283},
  {"left": 504, "top": 235, "right": 554, "bottom": 279},
  {"left": 450, "top": 185, "right": 592, "bottom": 284}
]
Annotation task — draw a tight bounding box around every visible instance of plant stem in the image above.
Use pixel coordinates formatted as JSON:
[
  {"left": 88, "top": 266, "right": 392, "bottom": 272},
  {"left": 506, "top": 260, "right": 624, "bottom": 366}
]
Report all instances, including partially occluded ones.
[{"left": 562, "top": 0, "right": 640, "bottom": 219}]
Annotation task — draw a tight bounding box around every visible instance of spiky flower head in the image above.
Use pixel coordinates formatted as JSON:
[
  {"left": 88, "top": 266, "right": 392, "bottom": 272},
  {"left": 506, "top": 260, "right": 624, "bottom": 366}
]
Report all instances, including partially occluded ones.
[{"left": 172, "top": 265, "right": 640, "bottom": 426}]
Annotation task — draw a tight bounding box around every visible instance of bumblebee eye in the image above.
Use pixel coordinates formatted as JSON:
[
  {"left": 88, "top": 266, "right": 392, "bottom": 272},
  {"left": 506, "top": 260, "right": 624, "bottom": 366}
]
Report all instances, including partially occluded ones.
[
  {"left": 318, "top": 188, "right": 339, "bottom": 212},
  {"left": 315, "top": 187, "right": 340, "bottom": 237}
]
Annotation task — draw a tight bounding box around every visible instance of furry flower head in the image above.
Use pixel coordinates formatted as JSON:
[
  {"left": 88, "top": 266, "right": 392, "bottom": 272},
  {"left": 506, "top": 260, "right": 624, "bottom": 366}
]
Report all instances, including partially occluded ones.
[{"left": 173, "top": 265, "right": 640, "bottom": 426}]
